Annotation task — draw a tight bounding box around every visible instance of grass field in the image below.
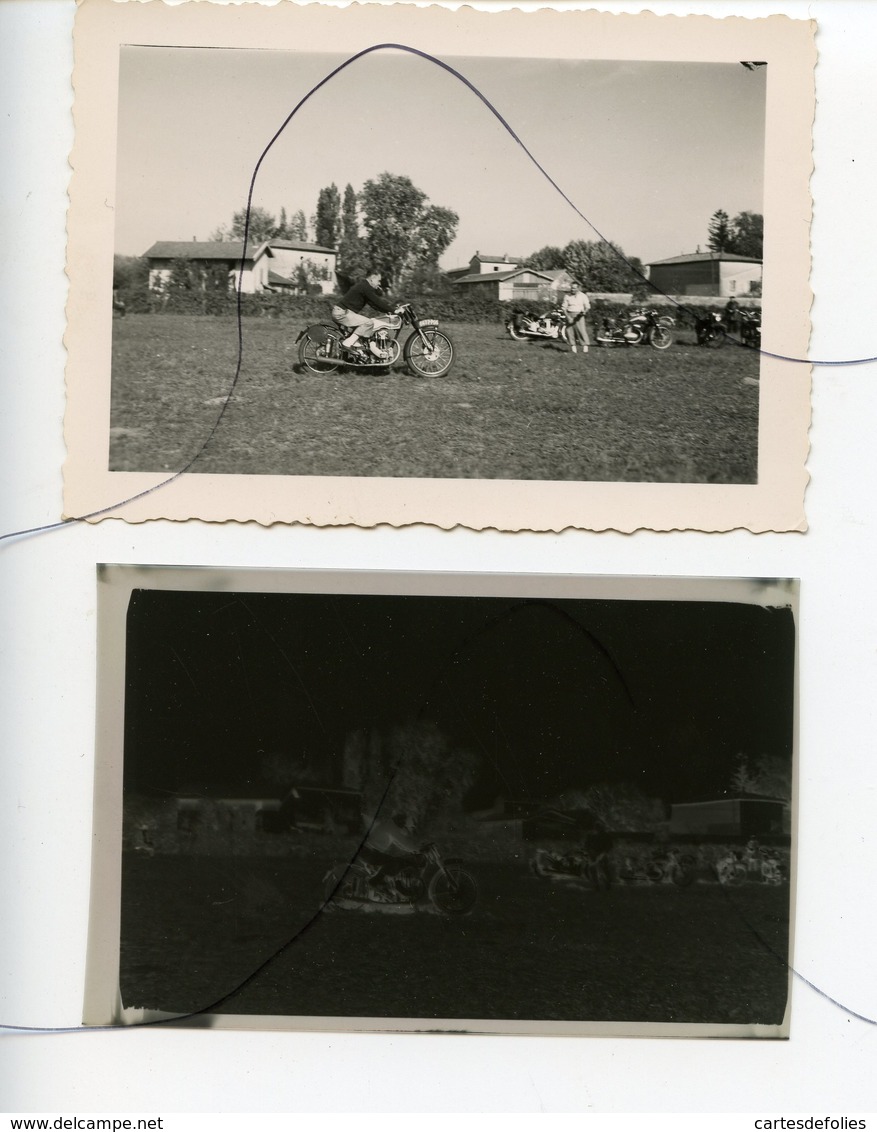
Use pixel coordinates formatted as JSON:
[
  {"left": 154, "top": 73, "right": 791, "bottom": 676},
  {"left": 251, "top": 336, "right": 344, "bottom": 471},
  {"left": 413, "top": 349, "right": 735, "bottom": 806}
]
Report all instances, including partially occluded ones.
[
  {"left": 109, "top": 314, "right": 760, "bottom": 483},
  {"left": 120, "top": 851, "right": 789, "bottom": 1026}
]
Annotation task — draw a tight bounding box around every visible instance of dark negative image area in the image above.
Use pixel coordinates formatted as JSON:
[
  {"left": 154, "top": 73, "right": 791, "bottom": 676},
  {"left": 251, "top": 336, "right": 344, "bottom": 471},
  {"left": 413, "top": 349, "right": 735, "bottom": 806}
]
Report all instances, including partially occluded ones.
[{"left": 120, "top": 588, "right": 794, "bottom": 1026}]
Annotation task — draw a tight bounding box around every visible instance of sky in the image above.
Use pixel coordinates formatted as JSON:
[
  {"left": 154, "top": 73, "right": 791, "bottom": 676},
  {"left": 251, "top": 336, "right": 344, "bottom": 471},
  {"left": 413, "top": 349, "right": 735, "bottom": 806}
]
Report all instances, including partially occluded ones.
[
  {"left": 114, "top": 46, "right": 766, "bottom": 269},
  {"left": 123, "top": 588, "right": 795, "bottom": 812}
]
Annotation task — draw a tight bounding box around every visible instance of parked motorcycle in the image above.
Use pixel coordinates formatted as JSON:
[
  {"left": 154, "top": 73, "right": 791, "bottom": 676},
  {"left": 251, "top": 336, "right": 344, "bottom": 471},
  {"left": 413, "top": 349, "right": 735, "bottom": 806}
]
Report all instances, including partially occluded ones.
[
  {"left": 506, "top": 307, "right": 567, "bottom": 343},
  {"left": 296, "top": 303, "right": 455, "bottom": 378},
  {"left": 530, "top": 847, "right": 612, "bottom": 890},
  {"left": 695, "top": 308, "right": 761, "bottom": 350},
  {"left": 595, "top": 308, "right": 674, "bottom": 350},
  {"left": 695, "top": 311, "right": 727, "bottom": 348},
  {"left": 739, "top": 309, "right": 762, "bottom": 348},
  {"left": 617, "top": 849, "right": 697, "bottom": 887},
  {"left": 322, "top": 843, "right": 478, "bottom": 915}
]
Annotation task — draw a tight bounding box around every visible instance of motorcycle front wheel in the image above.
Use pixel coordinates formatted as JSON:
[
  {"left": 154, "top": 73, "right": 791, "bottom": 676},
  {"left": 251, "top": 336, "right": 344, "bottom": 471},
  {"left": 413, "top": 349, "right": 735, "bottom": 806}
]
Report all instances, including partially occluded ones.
[
  {"left": 322, "top": 862, "right": 359, "bottom": 907},
  {"left": 649, "top": 324, "right": 674, "bottom": 350},
  {"left": 298, "top": 329, "right": 342, "bottom": 375},
  {"left": 428, "top": 865, "right": 478, "bottom": 915},
  {"left": 404, "top": 330, "right": 455, "bottom": 377}
]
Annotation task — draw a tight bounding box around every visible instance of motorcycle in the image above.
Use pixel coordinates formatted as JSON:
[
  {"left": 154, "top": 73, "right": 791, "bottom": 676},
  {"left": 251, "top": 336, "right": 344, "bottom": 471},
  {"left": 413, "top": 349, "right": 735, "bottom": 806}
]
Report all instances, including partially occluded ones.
[
  {"left": 695, "top": 311, "right": 727, "bottom": 348},
  {"left": 595, "top": 308, "right": 674, "bottom": 350},
  {"left": 617, "top": 849, "right": 697, "bottom": 887},
  {"left": 530, "top": 847, "right": 612, "bottom": 890},
  {"left": 506, "top": 307, "right": 567, "bottom": 343},
  {"left": 739, "top": 309, "right": 762, "bottom": 348},
  {"left": 296, "top": 302, "right": 455, "bottom": 378},
  {"left": 695, "top": 308, "right": 761, "bottom": 350},
  {"left": 322, "top": 843, "right": 478, "bottom": 915}
]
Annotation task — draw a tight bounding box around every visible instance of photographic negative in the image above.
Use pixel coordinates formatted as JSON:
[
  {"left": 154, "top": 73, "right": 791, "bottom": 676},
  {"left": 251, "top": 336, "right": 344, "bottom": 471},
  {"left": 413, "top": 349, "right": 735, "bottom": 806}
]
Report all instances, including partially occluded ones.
[
  {"left": 85, "top": 567, "right": 797, "bottom": 1036},
  {"left": 64, "top": 2, "right": 814, "bottom": 531}
]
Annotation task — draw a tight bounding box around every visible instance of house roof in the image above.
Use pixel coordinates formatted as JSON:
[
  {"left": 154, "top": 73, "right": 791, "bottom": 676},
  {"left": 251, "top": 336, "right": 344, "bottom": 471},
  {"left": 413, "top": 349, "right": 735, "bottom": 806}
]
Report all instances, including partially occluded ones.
[
  {"left": 144, "top": 240, "right": 272, "bottom": 262},
  {"left": 267, "top": 270, "right": 296, "bottom": 285},
  {"left": 648, "top": 252, "right": 762, "bottom": 267},
  {"left": 472, "top": 253, "right": 523, "bottom": 265},
  {"left": 269, "top": 240, "right": 336, "bottom": 255},
  {"left": 454, "top": 268, "right": 553, "bottom": 285}
]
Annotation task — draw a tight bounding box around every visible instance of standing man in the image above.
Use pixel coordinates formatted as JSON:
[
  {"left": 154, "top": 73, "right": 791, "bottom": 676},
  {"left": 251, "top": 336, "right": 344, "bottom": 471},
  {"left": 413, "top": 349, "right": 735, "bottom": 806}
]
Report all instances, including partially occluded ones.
[
  {"left": 332, "top": 269, "right": 400, "bottom": 357},
  {"left": 562, "top": 281, "right": 591, "bottom": 354}
]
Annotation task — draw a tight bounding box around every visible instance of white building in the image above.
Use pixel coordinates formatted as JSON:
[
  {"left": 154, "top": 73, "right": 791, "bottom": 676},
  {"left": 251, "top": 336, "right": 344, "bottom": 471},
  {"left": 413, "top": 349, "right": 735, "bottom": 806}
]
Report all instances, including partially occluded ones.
[{"left": 144, "top": 240, "right": 274, "bottom": 293}]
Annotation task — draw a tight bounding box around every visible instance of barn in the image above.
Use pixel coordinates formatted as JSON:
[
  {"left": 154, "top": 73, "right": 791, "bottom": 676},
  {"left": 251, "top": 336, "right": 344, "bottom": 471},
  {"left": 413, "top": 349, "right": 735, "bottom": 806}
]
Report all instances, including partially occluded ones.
[
  {"left": 646, "top": 252, "right": 762, "bottom": 298},
  {"left": 669, "top": 795, "right": 787, "bottom": 837}
]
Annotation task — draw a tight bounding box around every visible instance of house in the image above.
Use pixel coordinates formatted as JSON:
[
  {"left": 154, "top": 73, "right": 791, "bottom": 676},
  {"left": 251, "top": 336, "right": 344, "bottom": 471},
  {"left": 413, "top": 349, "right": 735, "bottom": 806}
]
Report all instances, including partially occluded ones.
[
  {"left": 445, "top": 251, "right": 524, "bottom": 280},
  {"left": 144, "top": 240, "right": 275, "bottom": 293},
  {"left": 268, "top": 785, "right": 362, "bottom": 834},
  {"left": 174, "top": 791, "right": 282, "bottom": 835},
  {"left": 266, "top": 240, "right": 337, "bottom": 294},
  {"left": 669, "top": 794, "right": 787, "bottom": 837},
  {"left": 452, "top": 266, "right": 563, "bottom": 304},
  {"left": 646, "top": 252, "right": 762, "bottom": 298},
  {"left": 174, "top": 785, "right": 362, "bottom": 838}
]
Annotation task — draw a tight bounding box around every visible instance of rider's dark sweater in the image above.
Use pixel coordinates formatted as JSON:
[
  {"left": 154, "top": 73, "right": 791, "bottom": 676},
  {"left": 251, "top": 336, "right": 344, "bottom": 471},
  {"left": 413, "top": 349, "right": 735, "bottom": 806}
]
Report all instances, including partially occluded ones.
[{"left": 340, "top": 278, "right": 396, "bottom": 315}]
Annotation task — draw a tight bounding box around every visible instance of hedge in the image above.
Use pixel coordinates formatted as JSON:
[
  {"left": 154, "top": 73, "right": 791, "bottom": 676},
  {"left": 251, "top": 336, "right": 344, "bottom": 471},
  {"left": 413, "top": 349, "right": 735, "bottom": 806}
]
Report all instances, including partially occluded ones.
[{"left": 119, "top": 286, "right": 760, "bottom": 328}]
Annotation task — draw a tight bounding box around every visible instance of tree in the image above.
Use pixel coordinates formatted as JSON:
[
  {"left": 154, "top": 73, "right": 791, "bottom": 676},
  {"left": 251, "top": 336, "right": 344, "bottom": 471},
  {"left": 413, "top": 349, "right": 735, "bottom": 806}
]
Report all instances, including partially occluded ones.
[
  {"left": 229, "top": 205, "right": 278, "bottom": 245},
  {"left": 404, "top": 204, "right": 459, "bottom": 281},
  {"left": 359, "top": 172, "right": 458, "bottom": 289},
  {"left": 750, "top": 753, "right": 791, "bottom": 800},
  {"left": 288, "top": 209, "right": 309, "bottom": 241},
  {"left": 561, "top": 239, "right": 645, "bottom": 293},
  {"left": 337, "top": 182, "right": 366, "bottom": 285},
  {"left": 729, "top": 211, "right": 763, "bottom": 259},
  {"left": 113, "top": 254, "right": 150, "bottom": 299},
  {"left": 578, "top": 783, "right": 666, "bottom": 832},
  {"left": 358, "top": 720, "right": 479, "bottom": 832},
  {"left": 315, "top": 183, "right": 341, "bottom": 248},
  {"left": 166, "top": 255, "right": 201, "bottom": 293},
  {"left": 276, "top": 207, "right": 290, "bottom": 240},
  {"left": 360, "top": 173, "right": 427, "bottom": 287},
  {"left": 706, "top": 209, "right": 763, "bottom": 258},
  {"left": 707, "top": 209, "right": 733, "bottom": 253},
  {"left": 730, "top": 755, "right": 760, "bottom": 795},
  {"left": 524, "top": 245, "right": 566, "bottom": 271}
]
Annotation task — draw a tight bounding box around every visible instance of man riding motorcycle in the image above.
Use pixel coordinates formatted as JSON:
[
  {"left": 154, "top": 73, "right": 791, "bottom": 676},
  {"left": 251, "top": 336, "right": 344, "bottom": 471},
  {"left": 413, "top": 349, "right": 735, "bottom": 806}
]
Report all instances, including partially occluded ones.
[
  {"left": 360, "top": 810, "right": 426, "bottom": 899},
  {"left": 332, "top": 270, "right": 404, "bottom": 358}
]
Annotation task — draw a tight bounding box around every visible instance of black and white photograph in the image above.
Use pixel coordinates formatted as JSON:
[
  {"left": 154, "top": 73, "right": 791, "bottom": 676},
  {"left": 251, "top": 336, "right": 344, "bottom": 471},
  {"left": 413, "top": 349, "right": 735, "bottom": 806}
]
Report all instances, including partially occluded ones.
[
  {"left": 109, "top": 48, "right": 766, "bottom": 483},
  {"left": 85, "top": 568, "right": 797, "bottom": 1036},
  {"left": 63, "top": 2, "right": 814, "bottom": 531}
]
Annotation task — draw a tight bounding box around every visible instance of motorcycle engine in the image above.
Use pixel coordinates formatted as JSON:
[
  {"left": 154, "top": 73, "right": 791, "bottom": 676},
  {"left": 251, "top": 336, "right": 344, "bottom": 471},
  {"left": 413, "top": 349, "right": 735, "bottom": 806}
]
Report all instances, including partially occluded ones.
[{"left": 370, "top": 329, "right": 391, "bottom": 359}]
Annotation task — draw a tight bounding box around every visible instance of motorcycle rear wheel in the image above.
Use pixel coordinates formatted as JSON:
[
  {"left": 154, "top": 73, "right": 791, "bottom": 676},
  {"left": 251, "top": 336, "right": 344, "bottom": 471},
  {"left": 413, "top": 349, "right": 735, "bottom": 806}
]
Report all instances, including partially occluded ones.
[
  {"left": 428, "top": 865, "right": 478, "bottom": 915},
  {"left": 404, "top": 330, "right": 455, "bottom": 378},
  {"left": 507, "top": 322, "right": 528, "bottom": 342},
  {"left": 322, "top": 862, "right": 360, "bottom": 907},
  {"left": 299, "top": 329, "right": 341, "bottom": 374}
]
